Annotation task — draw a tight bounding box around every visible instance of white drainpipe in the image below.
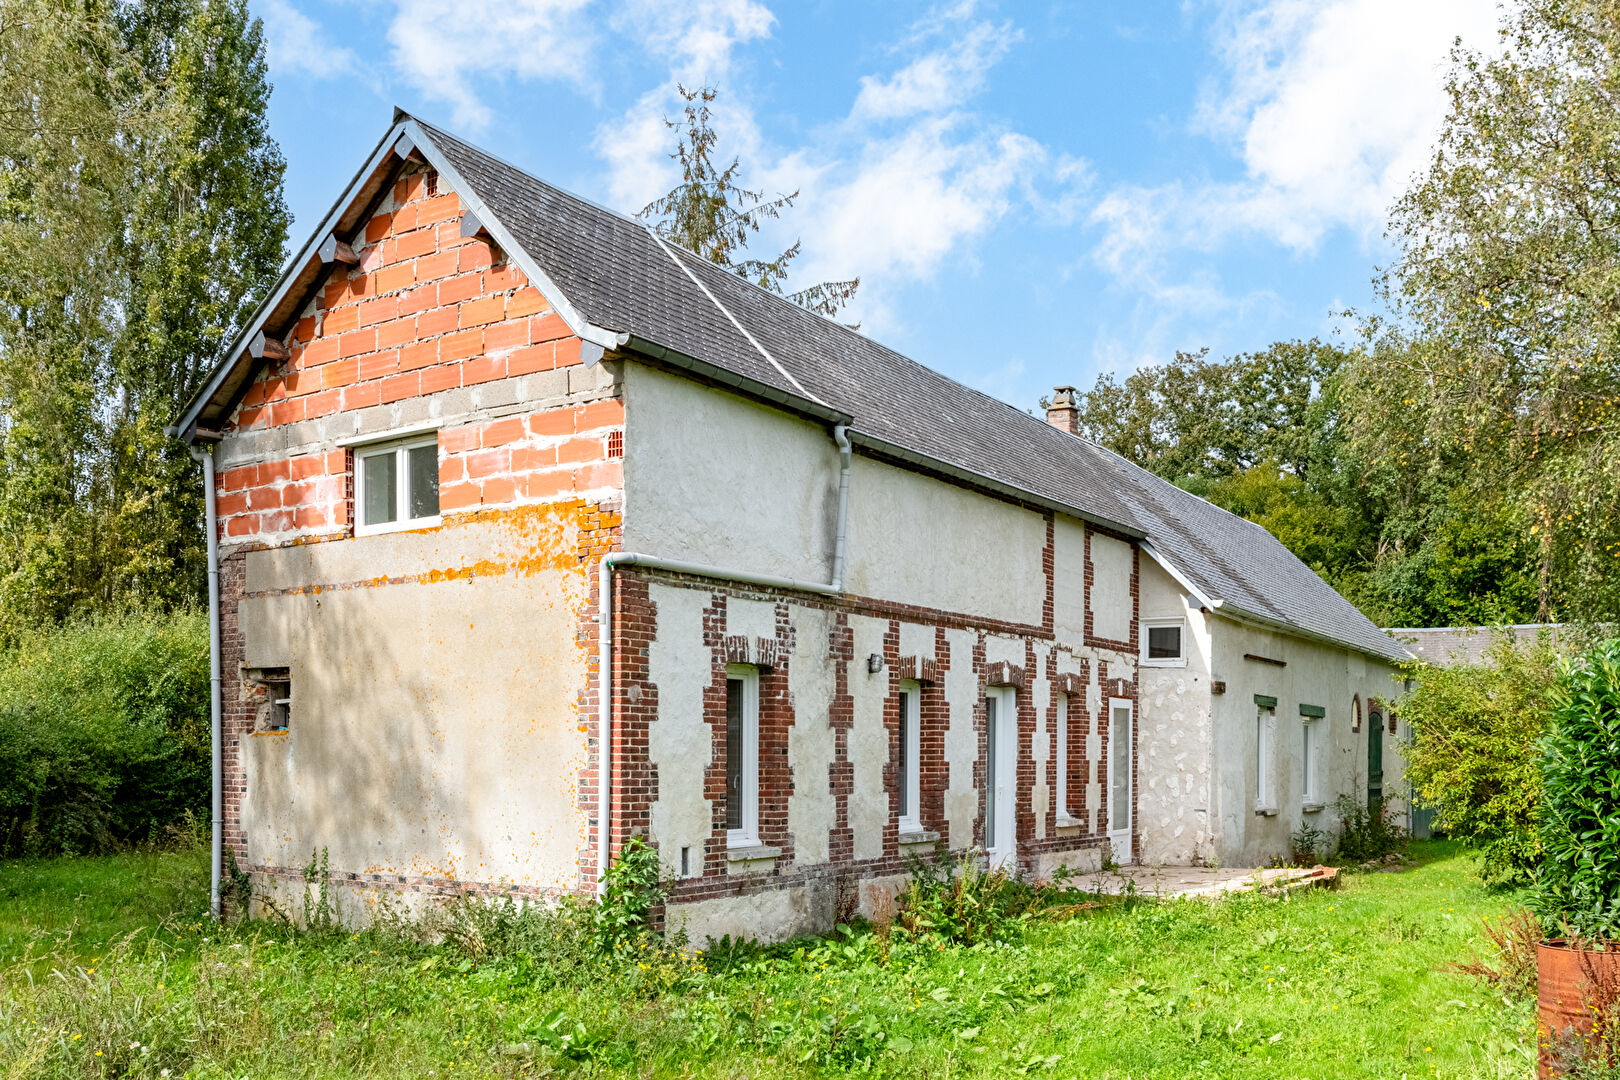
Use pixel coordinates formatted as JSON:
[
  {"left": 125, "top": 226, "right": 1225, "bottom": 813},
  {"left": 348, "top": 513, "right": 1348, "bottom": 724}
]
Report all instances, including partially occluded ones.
[
  {"left": 187, "top": 442, "right": 223, "bottom": 920},
  {"left": 595, "top": 423, "right": 852, "bottom": 896}
]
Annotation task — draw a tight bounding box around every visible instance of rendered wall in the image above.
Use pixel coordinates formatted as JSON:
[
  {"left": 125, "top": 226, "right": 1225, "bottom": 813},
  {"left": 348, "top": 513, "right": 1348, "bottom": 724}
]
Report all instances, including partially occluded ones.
[
  {"left": 620, "top": 370, "right": 1139, "bottom": 942},
  {"left": 1205, "top": 619, "right": 1404, "bottom": 866},
  {"left": 1134, "top": 557, "right": 1216, "bottom": 866},
  {"left": 621, "top": 365, "right": 1052, "bottom": 629},
  {"left": 236, "top": 507, "right": 598, "bottom": 894}
]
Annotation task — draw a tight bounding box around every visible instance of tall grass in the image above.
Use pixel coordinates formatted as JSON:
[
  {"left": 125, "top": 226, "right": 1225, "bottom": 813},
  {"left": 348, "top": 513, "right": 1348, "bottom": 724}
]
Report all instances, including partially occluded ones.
[{"left": 0, "top": 611, "right": 207, "bottom": 856}]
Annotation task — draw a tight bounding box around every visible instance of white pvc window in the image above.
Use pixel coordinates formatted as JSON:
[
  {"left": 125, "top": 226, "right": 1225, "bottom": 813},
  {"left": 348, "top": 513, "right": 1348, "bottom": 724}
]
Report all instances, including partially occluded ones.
[
  {"left": 1301, "top": 717, "right": 1320, "bottom": 804},
  {"left": 897, "top": 681, "right": 921, "bottom": 832},
  {"left": 1108, "top": 698, "right": 1132, "bottom": 836},
  {"left": 725, "top": 665, "right": 759, "bottom": 848},
  {"left": 355, "top": 433, "right": 440, "bottom": 534},
  {"left": 1256, "top": 704, "right": 1276, "bottom": 811},
  {"left": 1141, "top": 618, "right": 1186, "bottom": 666}
]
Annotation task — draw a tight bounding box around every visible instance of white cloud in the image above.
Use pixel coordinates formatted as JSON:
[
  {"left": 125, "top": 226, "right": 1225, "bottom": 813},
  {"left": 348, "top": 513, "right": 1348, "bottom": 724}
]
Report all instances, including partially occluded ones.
[
  {"left": 593, "top": 0, "right": 776, "bottom": 210},
  {"left": 385, "top": 0, "right": 596, "bottom": 130},
  {"left": 1200, "top": 0, "right": 1504, "bottom": 247},
  {"left": 851, "top": 17, "right": 1017, "bottom": 120},
  {"left": 259, "top": 0, "right": 359, "bottom": 80},
  {"left": 1085, "top": 0, "right": 1505, "bottom": 333}
]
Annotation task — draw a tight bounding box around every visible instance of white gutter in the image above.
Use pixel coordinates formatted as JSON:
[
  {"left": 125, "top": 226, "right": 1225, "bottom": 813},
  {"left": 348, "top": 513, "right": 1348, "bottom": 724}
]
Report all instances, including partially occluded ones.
[
  {"left": 185, "top": 441, "right": 223, "bottom": 919},
  {"left": 594, "top": 423, "right": 852, "bottom": 895}
]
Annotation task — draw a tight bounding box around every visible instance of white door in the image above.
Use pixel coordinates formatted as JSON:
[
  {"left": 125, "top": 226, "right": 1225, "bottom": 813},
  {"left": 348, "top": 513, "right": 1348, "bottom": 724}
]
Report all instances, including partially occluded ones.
[
  {"left": 1108, "top": 698, "right": 1133, "bottom": 864},
  {"left": 985, "top": 687, "right": 1017, "bottom": 869}
]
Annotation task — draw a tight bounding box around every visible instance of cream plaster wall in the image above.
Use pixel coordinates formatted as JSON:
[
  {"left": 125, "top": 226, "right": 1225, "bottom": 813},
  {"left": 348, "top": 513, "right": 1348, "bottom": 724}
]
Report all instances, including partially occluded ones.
[
  {"left": 1089, "top": 533, "right": 1133, "bottom": 642},
  {"left": 847, "top": 615, "right": 892, "bottom": 862},
  {"left": 646, "top": 584, "right": 714, "bottom": 879},
  {"left": 942, "top": 628, "right": 981, "bottom": 849},
  {"left": 1205, "top": 618, "right": 1405, "bottom": 866},
  {"left": 1052, "top": 517, "right": 1087, "bottom": 644},
  {"left": 786, "top": 606, "right": 836, "bottom": 866},
  {"left": 621, "top": 365, "right": 1050, "bottom": 628},
  {"left": 621, "top": 365, "right": 838, "bottom": 584},
  {"left": 236, "top": 507, "right": 592, "bottom": 893}
]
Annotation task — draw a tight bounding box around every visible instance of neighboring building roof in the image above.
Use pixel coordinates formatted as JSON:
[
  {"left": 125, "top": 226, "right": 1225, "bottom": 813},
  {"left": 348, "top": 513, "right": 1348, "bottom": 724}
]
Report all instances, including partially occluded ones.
[
  {"left": 1386, "top": 624, "right": 1564, "bottom": 666},
  {"left": 177, "top": 111, "right": 1412, "bottom": 665}
]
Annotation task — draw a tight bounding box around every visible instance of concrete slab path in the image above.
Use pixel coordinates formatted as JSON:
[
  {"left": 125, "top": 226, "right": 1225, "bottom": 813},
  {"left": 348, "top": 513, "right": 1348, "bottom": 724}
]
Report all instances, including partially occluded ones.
[{"left": 1066, "top": 863, "right": 1336, "bottom": 899}]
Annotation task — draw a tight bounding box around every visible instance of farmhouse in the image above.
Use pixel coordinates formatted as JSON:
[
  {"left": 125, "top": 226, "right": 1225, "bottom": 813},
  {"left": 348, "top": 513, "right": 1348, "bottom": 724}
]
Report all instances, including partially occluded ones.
[{"left": 176, "top": 111, "right": 1413, "bottom": 943}]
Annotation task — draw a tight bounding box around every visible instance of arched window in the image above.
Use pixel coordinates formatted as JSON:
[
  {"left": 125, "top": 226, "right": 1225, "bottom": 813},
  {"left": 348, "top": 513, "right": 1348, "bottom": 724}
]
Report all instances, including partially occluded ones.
[{"left": 1351, "top": 694, "right": 1362, "bottom": 733}]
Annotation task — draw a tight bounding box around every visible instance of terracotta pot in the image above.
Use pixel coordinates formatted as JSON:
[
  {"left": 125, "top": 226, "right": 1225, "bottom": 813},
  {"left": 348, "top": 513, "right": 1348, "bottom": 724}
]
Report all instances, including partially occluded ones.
[{"left": 1538, "top": 939, "right": 1620, "bottom": 1078}]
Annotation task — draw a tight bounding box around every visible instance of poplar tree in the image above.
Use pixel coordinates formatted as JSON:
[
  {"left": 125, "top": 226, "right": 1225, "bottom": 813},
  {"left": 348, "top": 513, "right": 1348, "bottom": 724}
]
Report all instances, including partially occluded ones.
[{"left": 0, "top": 0, "right": 288, "bottom": 635}]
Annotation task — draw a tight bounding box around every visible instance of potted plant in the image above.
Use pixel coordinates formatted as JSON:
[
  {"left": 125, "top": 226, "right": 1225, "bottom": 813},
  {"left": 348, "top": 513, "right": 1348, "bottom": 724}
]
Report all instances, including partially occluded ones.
[{"left": 1536, "top": 639, "right": 1620, "bottom": 1078}]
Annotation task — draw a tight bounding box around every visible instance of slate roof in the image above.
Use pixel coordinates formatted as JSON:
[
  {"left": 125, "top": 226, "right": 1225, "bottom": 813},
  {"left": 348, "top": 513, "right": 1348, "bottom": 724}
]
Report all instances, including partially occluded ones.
[
  {"left": 1386, "top": 624, "right": 1564, "bottom": 666},
  {"left": 180, "top": 112, "right": 1412, "bottom": 665}
]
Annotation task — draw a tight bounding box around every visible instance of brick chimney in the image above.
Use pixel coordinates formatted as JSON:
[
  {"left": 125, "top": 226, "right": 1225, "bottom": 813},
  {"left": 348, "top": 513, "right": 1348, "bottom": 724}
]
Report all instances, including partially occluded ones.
[{"left": 1046, "top": 385, "right": 1080, "bottom": 434}]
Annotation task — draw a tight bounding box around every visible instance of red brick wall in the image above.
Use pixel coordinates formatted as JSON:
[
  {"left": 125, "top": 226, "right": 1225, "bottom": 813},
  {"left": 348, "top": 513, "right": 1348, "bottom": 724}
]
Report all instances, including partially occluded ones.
[{"left": 217, "top": 162, "right": 609, "bottom": 545}]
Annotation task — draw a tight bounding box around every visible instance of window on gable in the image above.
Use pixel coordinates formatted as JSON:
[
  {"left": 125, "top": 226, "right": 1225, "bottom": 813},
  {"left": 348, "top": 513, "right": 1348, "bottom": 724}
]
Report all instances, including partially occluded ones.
[
  {"left": 355, "top": 434, "right": 439, "bottom": 534},
  {"left": 725, "top": 665, "right": 759, "bottom": 848},
  {"left": 898, "top": 681, "right": 921, "bottom": 832},
  {"left": 1141, "top": 618, "right": 1186, "bottom": 666}
]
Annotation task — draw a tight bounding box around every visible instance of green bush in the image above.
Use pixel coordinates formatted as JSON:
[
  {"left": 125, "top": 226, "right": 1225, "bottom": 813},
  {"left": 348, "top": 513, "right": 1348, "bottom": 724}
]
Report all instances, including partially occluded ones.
[
  {"left": 0, "top": 610, "right": 208, "bottom": 855},
  {"left": 1333, "top": 793, "right": 1409, "bottom": 864},
  {"left": 1397, "top": 630, "right": 1562, "bottom": 885},
  {"left": 1535, "top": 639, "right": 1620, "bottom": 942},
  {"left": 894, "top": 851, "right": 1033, "bottom": 946}
]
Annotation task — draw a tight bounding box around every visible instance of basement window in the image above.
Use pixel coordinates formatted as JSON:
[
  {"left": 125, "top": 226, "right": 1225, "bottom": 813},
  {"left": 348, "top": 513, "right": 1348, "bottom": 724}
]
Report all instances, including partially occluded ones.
[
  {"left": 355, "top": 433, "right": 440, "bottom": 534},
  {"left": 248, "top": 667, "right": 291, "bottom": 733},
  {"left": 1141, "top": 618, "right": 1186, "bottom": 667}
]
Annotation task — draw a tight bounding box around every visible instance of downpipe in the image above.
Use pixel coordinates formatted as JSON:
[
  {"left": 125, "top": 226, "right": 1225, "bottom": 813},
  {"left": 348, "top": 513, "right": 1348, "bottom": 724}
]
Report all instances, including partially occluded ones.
[
  {"left": 187, "top": 442, "right": 223, "bottom": 921},
  {"left": 595, "top": 423, "right": 853, "bottom": 897}
]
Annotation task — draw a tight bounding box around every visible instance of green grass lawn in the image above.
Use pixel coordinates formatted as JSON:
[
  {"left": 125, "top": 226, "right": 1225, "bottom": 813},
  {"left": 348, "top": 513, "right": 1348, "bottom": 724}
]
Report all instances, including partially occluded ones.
[{"left": 0, "top": 841, "right": 1535, "bottom": 1078}]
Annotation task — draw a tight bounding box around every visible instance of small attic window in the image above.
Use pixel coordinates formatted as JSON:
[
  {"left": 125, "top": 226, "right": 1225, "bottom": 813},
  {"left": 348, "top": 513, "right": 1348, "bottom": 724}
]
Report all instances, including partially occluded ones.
[{"left": 424, "top": 171, "right": 438, "bottom": 197}]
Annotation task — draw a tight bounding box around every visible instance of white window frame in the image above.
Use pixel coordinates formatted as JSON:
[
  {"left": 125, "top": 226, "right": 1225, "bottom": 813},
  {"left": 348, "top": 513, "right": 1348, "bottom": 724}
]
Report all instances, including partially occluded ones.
[
  {"left": 1107, "top": 696, "right": 1133, "bottom": 858},
  {"left": 353, "top": 432, "right": 442, "bottom": 536},
  {"left": 725, "top": 664, "right": 760, "bottom": 849},
  {"left": 1301, "top": 715, "right": 1320, "bottom": 806},
  {"left": 1255, "top": 704, "right": 1276, "bottom": 812},
  {"left": 1140, "top": 617, "right": 1187, "bottom": 667},
  {"left": 897, "top": 680, "right": 922, "bottom": 834},
  {"left": 1055, "top": 692, "right": 1080, "bottom": 826}
]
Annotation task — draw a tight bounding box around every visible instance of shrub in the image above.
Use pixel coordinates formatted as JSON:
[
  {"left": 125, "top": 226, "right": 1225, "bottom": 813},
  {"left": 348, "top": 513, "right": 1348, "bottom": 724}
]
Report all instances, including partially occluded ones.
[
  {"left": 1291, "top": 821, "right": 1328, "bottom": 865},
  {"left": 1535, "top": 639, "right": 1620, "bottom": 942},
  {"left": 1450, "top": 908, "right": 1541, "bottom": 1002},
  {"left": 0, "top": 610, "right": 208, "bottom": 855},
  {"left": 893, "top": 851, "right": 1031, "bottom": 946},
  {"left": 1333, "top": 793, "right": 1408, "bottom": 864},
  {"left": 592, "top": 835, "right": 665, "bottom": 950},
  {"left": 1397, "top": 629, "right": 1563, "bottom": 885}
]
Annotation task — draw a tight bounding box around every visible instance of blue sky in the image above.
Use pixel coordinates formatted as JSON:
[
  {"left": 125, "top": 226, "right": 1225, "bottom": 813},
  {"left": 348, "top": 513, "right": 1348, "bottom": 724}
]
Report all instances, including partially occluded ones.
[{"left": 255, "top": 0, "right": 1504, "bottom": 411}]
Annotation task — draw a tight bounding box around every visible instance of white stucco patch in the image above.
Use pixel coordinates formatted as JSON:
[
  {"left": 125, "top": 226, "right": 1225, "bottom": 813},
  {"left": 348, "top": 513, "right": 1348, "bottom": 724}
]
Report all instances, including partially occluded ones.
[
  {"left": 1052, "top": 517, "right": 1087, "bottom": 645},
  {"left": 943, "top": 628, "right": 981, "bottom": 848},
  {"left": 848, "top": 615, "right": 892, "bottom": 862},
  {"left": 787, "top": 606, "right": 835, "bottom": 866},
  {"left": 1030, "top": 670, "right": 1051, "bottom": 840},
  {"left": 647, "top": 584, "right": 715, "bottom": 878},
  {"left": 1090, "top": 533, "right": 1133, "bottom": 641},
  {"left": 897, "top": 621, "right": 936, "bottom": 662},
  {"left": 726, "top": 597, "right": 779, "bottom": 649},
  {"left": 984, "top": 634, "right": 1025, "bottom": 669}
]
